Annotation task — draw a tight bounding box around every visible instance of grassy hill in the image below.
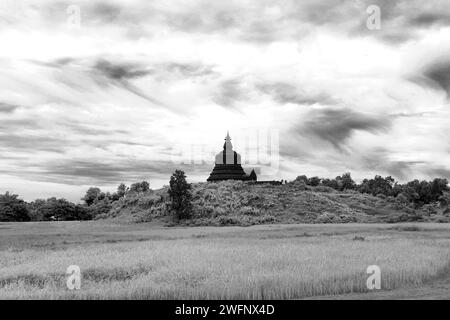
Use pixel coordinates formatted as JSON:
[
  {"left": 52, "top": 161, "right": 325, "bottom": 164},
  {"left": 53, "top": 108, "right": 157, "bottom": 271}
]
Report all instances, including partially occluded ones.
[{"left": 97, "top": 180, "right": 450, "bottom": 225}]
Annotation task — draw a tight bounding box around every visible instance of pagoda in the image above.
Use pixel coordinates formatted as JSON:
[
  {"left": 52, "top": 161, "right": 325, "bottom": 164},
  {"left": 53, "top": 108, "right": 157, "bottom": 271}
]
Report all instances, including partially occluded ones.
[{"left": 207, "top": 132, "right": 257, "bottom": 182}]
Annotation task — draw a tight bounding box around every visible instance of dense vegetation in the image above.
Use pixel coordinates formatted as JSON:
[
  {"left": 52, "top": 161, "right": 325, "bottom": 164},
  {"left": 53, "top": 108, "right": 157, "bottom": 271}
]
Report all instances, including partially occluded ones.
[
  {"left": 0, "top": 181, "right": 151, "bottom": 222},
  {"left": 1, "top": 171, "right": 449, "bottom": 224},
  {"left": 295, "top": 173, "right": 449, "bottom": 207}
]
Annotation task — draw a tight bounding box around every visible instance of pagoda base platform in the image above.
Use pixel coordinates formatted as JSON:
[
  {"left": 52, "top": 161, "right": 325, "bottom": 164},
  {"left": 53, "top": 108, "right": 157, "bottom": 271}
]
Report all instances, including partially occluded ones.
[{"left": 207, "top": 164, "right": 249, "bottom": 181}]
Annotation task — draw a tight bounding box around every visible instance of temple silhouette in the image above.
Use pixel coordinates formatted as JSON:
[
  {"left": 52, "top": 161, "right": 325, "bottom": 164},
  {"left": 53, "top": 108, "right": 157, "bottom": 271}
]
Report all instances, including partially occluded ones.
[{"left": 207, "top": 132, "right": 257, "bottom": 182}]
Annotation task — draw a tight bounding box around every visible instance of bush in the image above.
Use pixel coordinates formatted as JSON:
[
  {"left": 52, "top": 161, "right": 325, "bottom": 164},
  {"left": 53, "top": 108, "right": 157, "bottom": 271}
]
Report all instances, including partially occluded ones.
[
  {"left": 218, "top": 216, "right": 239, "bottom": 225},
  {"left": 312, "top": 186, "right": 336, "bottom": 193},
  {"left": 294, "top": 175, "right": 321, "bottom": 187},
  {"left": 314, "top": 212, "right": 337, "bottom": 223},
  {"left": 239, "top": 206, "right": 261, "bottom": 216},
  {"left": 88, "top": 199, "right": 112, "bottom": 219}
]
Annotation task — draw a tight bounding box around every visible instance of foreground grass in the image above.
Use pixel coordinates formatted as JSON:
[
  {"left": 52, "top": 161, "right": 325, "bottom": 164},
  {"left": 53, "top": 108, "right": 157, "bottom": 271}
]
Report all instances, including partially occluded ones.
[{"left": 1, "top": 222, "right": 450, "bottom": 299}]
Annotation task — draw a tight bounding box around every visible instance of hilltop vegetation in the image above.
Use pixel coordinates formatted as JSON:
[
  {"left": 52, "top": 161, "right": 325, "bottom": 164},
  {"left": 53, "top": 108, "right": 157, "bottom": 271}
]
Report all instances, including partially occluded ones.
[
  {"left": 100, "top": 179, "right": 450, "bottom": 225},
  {"left": 1, "top": 172, "right": 449, "bottom": 225}
]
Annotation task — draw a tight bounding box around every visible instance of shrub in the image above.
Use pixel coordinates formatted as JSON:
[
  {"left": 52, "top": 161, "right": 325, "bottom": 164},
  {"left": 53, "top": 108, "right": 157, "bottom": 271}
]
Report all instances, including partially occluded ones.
[
  {"left": 218, "top": 216, "right": 239, "bottom": 225},
  {"left": 212, "top": 207, "right": 227, "bottom": 217},
  {"left": 239, "top": 206, "right": 261, "bottom": 216},
  {"left": 88, "top": 199, "right": 112, "bottom": 219},
  {"left": 314, "top": 212, "right": 337, "bottom": 223},
  {"left": 312, "top": 186, "right": 336, "bottom": 193}
]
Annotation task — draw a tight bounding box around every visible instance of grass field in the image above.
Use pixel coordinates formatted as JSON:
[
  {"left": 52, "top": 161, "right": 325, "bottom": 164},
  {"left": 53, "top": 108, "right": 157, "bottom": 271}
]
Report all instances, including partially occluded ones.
[{"left": 1, "top": 221, "right": 450, "bottom": 299}]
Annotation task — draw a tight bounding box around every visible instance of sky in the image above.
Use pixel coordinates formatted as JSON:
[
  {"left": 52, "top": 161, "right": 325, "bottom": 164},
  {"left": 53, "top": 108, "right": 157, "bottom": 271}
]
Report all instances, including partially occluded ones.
[{"left": 1, "top": 0, "right": 450, "bottom": 202}]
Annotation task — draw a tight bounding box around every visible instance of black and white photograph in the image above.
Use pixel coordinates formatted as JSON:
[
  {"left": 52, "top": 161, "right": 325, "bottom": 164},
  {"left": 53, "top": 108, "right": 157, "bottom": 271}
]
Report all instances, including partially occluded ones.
[{"left": 1, "top": 0, "right": 450, "bottom": 311}]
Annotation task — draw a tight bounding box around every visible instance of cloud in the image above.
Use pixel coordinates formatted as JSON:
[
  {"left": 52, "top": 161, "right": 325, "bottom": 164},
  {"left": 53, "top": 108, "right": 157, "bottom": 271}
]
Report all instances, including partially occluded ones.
[
  {"left": 92, "top": 59, "right": 152, "bottom": 81},
  {"left": 378, "top": 160, "right": 422, "bottom": 180},
  {"left": 0, "top": 102, "right": 20, "bottom": 113},
  {"left": 426, "top": 167, "right": 450, "bottom": 179},
  {"left": 391, "top": 111, "right": 434, "bottom": 118},
  {"left": 0, "top": 133, "right": 70, "bottom": 153},
  {"left": 15, "top": 159, "right": 212, "bottom": 185},
  {"left": 61, "top": 121, "right": 130, "bottom": 136},
  {"left": 30, "top": 57, "right": 75, "bottom": 68},
  {"left": 297, "top": 108, "right": 391, "bottom": 150},
  {"left": 88, "top": 58, "right": 172, "bottom": 108},
  {"left": 408, "top": 12, "right": 450, "bottom": 28},
  {"left": 87, "top": 3, "right": 123, "bottom": 24},
  {"left": 165, "top": 62, "right": 216, "bottom": 78},
  {"left": 212, "top": 79, "right": 247, "bottom": 108},
  {"left": 0, "top": 119, "right": 42, "bottom": 131},
  {"left": 1, "top": 0, "right": 450, "bottom": 200},
  {"left": 256, "top": 82, "right": 336, "bottom": 106},
  {"left": 420, "top": 57, "right": 450, "bottom": 96}
]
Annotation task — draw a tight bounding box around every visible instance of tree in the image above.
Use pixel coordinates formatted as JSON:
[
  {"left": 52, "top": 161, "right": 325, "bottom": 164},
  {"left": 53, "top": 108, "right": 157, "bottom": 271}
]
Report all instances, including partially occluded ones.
[
  {"left": 308, "top": 176, "right": 321, "bottom": 187},
  {"left": 28, "top": 199, "right": 47, "bottom": 221},
  {"left": 401, "top": 178, "right": 449, "bottom": 205},
  {"left": 130, "top": 181, "right": 150, "bottom": 193},
  {"left": 431, "top": 178, "right": 449, "bottom": 201},
  {"left": 86, "top": 198, "right": 112, "bottom": 218},
  {"left": 391, "top": 182, "right": 404, "bottom": 197},
  {"left": 249, "top": 169, "right": 257, "bottom": 181},
  {"left": 82, "top": 187, "right": 102, "bottom": 206},
  {"left": 321, "top": 178, "right": 339, "bottom": 190},
  {"left": 295, "top": 175, "right": 309, "bottom": 184},
  {"left": 340, "top": 173, "right": 356, "bottom": 190},
  {"left": 321, "top": 173, "right": 355, "bottom": 191},
  {"left": 358, "top": 175, "right": 395, "bottom": 196},
  {"left": 168, "top": 170, "right": 192, "bottom": 220},
  {"left": 117, "top": 183, "right": 128, "bottom": 198},
  {"left": 35, "top": 198, "right": 91, "bottom": 221},
  {"left": 0, "top": 192, "right": 30, "bottom": 222}
]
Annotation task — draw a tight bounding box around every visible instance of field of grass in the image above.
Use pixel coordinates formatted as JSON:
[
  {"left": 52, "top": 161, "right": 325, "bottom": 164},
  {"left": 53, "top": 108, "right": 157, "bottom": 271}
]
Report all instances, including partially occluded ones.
[{"left": 1, "top": 221, "right": 450, "bottom": 299}]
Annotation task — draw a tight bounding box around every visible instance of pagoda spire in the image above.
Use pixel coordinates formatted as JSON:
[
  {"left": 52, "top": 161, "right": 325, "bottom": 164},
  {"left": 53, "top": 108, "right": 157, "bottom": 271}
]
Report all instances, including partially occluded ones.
[{"left": 223, "top": 131, "right": 233, "bottom": 151}]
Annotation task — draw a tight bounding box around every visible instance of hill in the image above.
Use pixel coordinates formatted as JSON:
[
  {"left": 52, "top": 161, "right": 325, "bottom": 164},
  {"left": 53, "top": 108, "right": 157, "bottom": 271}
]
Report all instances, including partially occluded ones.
[{"left": 98, "top": 180, "right": 450, "bottom": 225}]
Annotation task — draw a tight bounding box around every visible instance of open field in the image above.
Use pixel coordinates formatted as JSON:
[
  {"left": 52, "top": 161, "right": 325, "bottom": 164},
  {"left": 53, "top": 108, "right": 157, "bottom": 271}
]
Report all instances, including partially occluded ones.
[{"left": 1, "top": 221, "right": 450, "bottom": 299}]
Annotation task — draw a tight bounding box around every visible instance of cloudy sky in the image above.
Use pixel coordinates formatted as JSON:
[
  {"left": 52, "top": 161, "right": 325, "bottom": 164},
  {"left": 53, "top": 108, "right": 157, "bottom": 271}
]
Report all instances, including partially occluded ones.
[{"left": 1, "top": 0, "right": 450, "bottom": 201}]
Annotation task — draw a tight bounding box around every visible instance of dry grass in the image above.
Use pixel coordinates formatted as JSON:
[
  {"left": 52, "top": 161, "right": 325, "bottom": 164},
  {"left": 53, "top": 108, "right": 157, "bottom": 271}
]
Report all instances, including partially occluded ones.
[{"left": 1, "top": 222, "right": 450, "bottom": 299}]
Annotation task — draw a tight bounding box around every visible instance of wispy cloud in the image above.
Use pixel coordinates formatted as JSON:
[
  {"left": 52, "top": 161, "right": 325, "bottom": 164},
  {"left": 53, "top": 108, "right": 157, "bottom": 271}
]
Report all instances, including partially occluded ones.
[
  {"left": 256, "top": 82, "right": 336, "bottom": 106},
  {"left": 297, "top": 108, "right": 391, "bottom": 150},
  {"left": 1, "top": 0, "right": 450, "bottom": 201},
  {"left": 0, "top": 102, "right": 21, "bottom": 113}
]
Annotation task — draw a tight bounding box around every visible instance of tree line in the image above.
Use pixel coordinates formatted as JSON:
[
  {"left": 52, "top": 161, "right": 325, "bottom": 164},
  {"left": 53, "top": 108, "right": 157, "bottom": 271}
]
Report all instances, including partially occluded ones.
[
  {"left": 0, "top": 181, "right": 149, "bottom": 222},
  {"left": 295, "top": 173, "right": 449, "bottom": 206},
  {"left": 1, "top": 170, "right": 448, "bottom": 222},
  {"left": 0, "top": 171, "right": 192, "bottom": 222}
]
